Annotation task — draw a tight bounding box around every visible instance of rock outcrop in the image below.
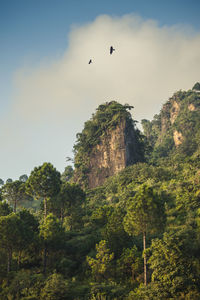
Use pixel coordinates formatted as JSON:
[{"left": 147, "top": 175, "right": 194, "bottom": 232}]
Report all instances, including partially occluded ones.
[
  {"left": 173, "top": 130, "right": 184, "bottom": 147},
  {"left": 142, "top": 83, "right": 200, "bottom": 157},
  {"left": 87, "top": 119, "right": 140, "bottom": 188},
  {"left": 73, "top": 102, "right": 144, "bottom": 189},
  {"left": 188, "top": 103, "right": 196, "bottom": 111},
  {"left": 170, "top": 101, "right": 180, "bottom": 124}
]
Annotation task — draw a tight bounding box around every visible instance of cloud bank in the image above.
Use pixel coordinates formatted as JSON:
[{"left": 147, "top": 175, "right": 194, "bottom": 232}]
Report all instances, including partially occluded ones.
[{"left": 1, "top": 14, "right": 200, "bottom": 179}]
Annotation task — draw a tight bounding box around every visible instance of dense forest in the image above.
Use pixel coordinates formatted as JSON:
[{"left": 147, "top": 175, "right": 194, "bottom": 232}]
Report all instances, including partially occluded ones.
[{"left": 0, "top": 83, "right": 200, "bottom": 299}]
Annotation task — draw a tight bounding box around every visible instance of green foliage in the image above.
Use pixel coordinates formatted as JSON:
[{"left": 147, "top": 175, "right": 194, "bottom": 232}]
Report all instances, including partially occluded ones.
[
  {"left": 141, "top": 117, "right": 160, "bottom": 149},
  {"left": 192, "top": 82, "right": 200, "bottom": 91},
  {"left": 26, "top": 163, "right": 61, "bottom": 200},
  {"left": 124, "top": 184, "right": 165, "bottom": 237},
  {"left": 0, "top": 178, "right": 4, "bottom": 187},
  {"left": 17, "top": 209, "right": 39, "bottom": 245},
  {"left": 19, "top": 174, "right": 28, "bottom": 182},
  {"left": 6, "top": 178, "right": 13, "bottom": 183},
  {"left": 90, "top": 205, "right": 113, "bottom": 227},
  {"left": 102, "top": 207, "right": 130, "bottom": 257},
  {"left": 0, "top": 213, "right": 22, "bottom": 272},
  {"left": 26, "top": 162, "right": 61, "bottom": 217},
  {"left": 40, "top": 273, "right": 69, "bottom": 300},
  {"left": 0, "top": 201, "right": 12, "bottom": 216},
  {"left": 61, "top": 165, "right": 74, "bottom": 182},
  {"left": 90, "top": 282, "right": 128, "bottom": 299},
  {"left": 124, "top": 184, "right": 166, "bottom": 285},
  {"left": 50, "top": 182, "right": 85, "bottom": 230},
  {"left": 0, "top": 271, "right": 45, "bottom": 300},
  {"left": 39, "top": 213, "right": 65, "bottom": 250},
  {"left": 147, "top": 225, "right": 200, "bottom": 298},
  {"left": 87, "top": 240, "right": 114, "bottom": 282},
  {"left": 117, "top": 246, "right": 143, "bottom": 285},
  {"left": 2, "top": 180, "right": 30, "bottom": 212}
]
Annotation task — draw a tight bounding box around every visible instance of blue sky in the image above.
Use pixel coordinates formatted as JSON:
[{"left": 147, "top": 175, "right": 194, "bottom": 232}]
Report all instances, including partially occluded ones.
[{"left": 0, "top": 0, "right": 200, "bottom": 181}]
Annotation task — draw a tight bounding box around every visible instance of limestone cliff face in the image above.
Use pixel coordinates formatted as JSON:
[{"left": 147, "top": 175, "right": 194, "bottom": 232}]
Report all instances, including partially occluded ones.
[
  {"left": 173, "top": 130, "right": 184, "bottom": 147},
  {"left": 143, "top": 85, "right": 200, "bottom": 156},
  {"left": 87, "top": 119, "right": 138, "bottom": 188},
  {"left": 158, "top": 99, "right": 181, "bottom": 145},
  {"left": 170, "top": 101, "right": 180, "bottom": 124},
  {"left": 160, "top": 100, "right": 180, "bottom": 135},
  {"left": 188, "top": 103, "right": 196, "bottom": 111}
]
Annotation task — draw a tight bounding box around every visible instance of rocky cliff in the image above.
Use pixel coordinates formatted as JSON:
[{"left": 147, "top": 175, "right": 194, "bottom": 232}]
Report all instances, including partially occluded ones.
[
  {"left": 73, "top": 101, "right": 144, "bottom": 189},
  {"left": 142, "top": 82, "right": 200, "bottom": 159}
]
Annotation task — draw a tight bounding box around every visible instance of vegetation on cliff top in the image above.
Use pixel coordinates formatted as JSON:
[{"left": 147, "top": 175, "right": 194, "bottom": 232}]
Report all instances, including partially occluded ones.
[{"left": 74, "top": 101, "right": 134, "bottom": 155}]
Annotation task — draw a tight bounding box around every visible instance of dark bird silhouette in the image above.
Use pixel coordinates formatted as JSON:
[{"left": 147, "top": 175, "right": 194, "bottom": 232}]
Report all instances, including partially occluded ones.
[
  {"left": 110, "top": 46, "right": 115, "bottom": 55},
  {"left": 88, "top": 59, "right": 92, "bottom": 64}
]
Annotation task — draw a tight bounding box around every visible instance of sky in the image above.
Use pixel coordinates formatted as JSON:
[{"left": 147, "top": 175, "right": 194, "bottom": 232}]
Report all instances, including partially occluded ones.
[{"left": 0, "top": 0, "right": 200, "bottom": 181}]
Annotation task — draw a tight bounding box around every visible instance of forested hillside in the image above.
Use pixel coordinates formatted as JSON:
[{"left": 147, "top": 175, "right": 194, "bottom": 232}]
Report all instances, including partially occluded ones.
[{"left": 0, "top": 84, "right": 200, "bottom": 299}]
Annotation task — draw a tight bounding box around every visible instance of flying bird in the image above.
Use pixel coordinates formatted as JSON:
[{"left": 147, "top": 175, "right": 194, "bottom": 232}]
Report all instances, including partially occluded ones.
[
  {"left": 88, "top": 59, "right": 92, "bottom": 64},
  {"left": 110, "top": 46, "right": 115, "bottom": 55}
]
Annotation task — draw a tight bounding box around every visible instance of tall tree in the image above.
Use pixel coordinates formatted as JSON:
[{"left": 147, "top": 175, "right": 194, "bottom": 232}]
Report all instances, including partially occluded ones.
[
  {"left": 61, "top": 166, "right": 74, "bottom": 182},
  {"left": 87, "top": 240, "right": 114, "bottom": 282},
  {"left": 39, "top": 213, "right": 65, "bottom": 273},
  {"left": 26, "top": 163, "right": 61, "bottom": 218},
  {"left": 0, "top": 202, "right": 12, "bottom": 216},
  {"left": 0, "top": 213, "right": 22, "bottom": 272},
  {"left": 146, "top": 226, "right": 200, "bottom": 298},
  {"left": 19, "top": 174, "right": 28, "bottom": 183},
  {"left": 2, "top": 180, "right": 26, "bottom": 212},
  {"left": 16, "top": 209, "right": 39, "bottom": 267},
  {"left": 124, "top": 184, "right": 165, "bottom": 285},
  {"left": 26, "top": 163, "right": 61, "bottom": 274},
  {"left": 6, "top": 178, "right": 13, "bottom": 183},
  {"left": 50, "top": 182, "right": 85, "bottom": 229},
  {"left": 40, "top": 273, "right": 69, "bottom": 300}
]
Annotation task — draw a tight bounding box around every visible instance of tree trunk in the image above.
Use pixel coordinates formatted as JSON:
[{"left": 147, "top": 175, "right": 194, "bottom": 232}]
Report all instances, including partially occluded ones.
[
  {"left": 7, "top": 248, "right": 12, "bottom": 273},
  {"left": 14, "top": 199, "right": 17, "bottom": 213},
  {"left": 60, "top": 206, "right": 63, "bottom": 223},
  {"left": 143, "top": 231, "right": 147, "bottom": 286},
  {"left": 43, "top": 243, "right": 47, "bottom": 274},
  {"left": 18, "top": 251, "right": 22, "bottom": 269},
  {"left": 43, "top": 197, "right": 48, "bottom": 273},
  {"left": 44, "top": 198, "right": 47, "bottom": 218},
  {"left": 131, "top": 265, "right": 135, "bottom": 281}
]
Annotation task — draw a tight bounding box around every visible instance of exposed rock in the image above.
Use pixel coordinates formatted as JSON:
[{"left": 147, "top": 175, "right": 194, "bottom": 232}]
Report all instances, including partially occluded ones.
[
  {"left": 87, "top": 119, "right": 138, "bottom": 188},
  {"left": 188, "top": 103, "right": 196, "bottom": 111},
  {"left": 173, "top": 130, "right": 184, "bottom": 147},
  {"left": 142, "top": 84, "right": 200, "bottom": 158},
  {"left": 170, "top": 101, "right": 180, "bottom": 124}
]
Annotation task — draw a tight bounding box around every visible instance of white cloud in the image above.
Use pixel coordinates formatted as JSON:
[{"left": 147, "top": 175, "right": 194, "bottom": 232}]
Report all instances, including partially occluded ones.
[
  {"left": 1, "top": 14, "right": 200, "bottom": 179},
  {"left": 14, "top": 14, "right": 200, "bottom": 121}
]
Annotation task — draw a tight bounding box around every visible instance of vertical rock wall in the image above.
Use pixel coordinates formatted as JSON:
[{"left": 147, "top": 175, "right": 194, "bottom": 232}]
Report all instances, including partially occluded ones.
[{"left": 87, "top": 119, "right": 140, "bottom": 188}]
